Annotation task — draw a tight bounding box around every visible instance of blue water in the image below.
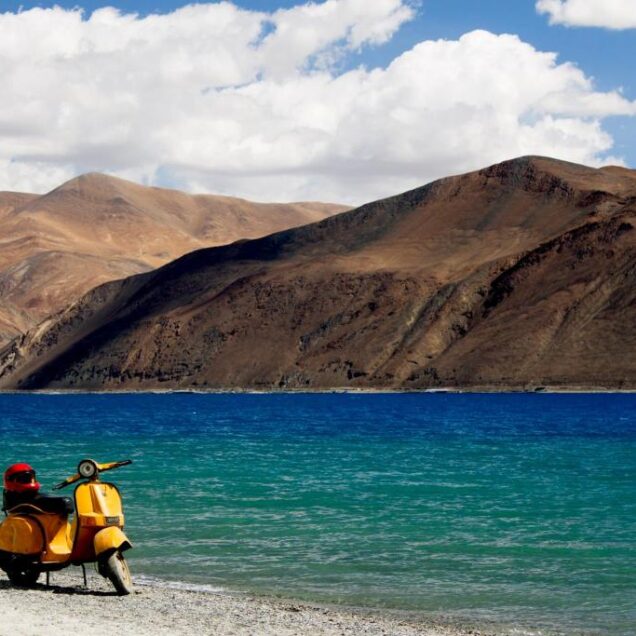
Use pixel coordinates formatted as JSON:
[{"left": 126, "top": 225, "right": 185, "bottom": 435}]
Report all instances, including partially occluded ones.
[{"left": 0, "top": 393, "right": 634, "bottom": 635}]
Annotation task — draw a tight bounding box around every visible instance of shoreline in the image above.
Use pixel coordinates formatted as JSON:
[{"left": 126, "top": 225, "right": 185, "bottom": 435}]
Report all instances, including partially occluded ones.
[
  {"left": 1, "top": 569, "right": 501, "bottom": 636},
  {"left": 2, "top": 386, "right": 636, "bottom": 395}
]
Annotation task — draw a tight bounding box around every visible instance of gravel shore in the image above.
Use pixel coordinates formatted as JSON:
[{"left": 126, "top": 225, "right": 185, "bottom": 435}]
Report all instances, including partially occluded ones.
[{"left": 0, "top": 569, "right": 491, "bottom": 636}]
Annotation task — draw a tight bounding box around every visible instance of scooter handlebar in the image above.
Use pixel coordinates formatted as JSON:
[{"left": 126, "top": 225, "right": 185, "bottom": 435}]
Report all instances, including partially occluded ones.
[
  {"left": 52, "top": 460, "right": 132, "bottom": 489},
  {"left": 98, "top": 459, "right": 133, "bottom": 472},
  {"left": 52, "top": 473, "right": 80, "bottom": 490}
]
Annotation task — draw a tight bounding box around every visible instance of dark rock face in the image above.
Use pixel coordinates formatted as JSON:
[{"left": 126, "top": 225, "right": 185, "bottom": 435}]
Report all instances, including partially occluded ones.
[{"left": 2, "top": 156, "right": 636, "bottom": 391}]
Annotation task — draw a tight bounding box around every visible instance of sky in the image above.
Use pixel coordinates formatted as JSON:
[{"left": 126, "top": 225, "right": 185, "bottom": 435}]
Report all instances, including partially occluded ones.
[{"left": 1, "top": 0, "right": 635, "bottom": 204}]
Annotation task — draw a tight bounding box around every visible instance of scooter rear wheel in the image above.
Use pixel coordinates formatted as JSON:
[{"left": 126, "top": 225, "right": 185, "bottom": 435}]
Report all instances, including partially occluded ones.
[
  {"left": 6, "top": 563, "right": 40, "bottom": 587},
  {"left": 102, "top": 551, "right": 133, "bottom": 595}
]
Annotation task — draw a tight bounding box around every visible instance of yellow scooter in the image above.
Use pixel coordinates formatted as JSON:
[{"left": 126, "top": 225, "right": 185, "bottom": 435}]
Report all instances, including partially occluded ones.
[{"left": 0, "top": 459, "right": 133, "bottom": 594}]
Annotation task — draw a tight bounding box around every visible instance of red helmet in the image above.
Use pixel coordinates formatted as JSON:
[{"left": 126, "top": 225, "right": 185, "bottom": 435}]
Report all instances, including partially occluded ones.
[{"left": 3, "top": 463, "right": 40, "bottom": 494}]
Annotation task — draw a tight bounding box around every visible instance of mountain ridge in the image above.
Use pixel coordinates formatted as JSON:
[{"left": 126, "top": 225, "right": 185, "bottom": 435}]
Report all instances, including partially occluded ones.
[
  {"left": 0, "top": 174, "right": 348, "bottom": 346},
  {"left": 1, "top": 155, "right": 635, "bottom": 391}
]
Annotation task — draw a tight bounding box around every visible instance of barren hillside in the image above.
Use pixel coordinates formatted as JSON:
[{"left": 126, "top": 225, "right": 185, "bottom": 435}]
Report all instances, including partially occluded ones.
[
  {"left": 1, "top": 156, "right": 635, "bottom": 391},
  {"left": 0, "top": 174, "right": 347, "bottom": 344}
]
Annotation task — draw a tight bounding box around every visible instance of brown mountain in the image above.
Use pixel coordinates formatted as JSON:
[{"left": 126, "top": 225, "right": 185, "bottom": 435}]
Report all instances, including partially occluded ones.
[
  {"left": 0, "top": 173, "right": 347, "bottom": 345},
  {"left": 1, "top": 156, "right": 636, "bottom": 391}
]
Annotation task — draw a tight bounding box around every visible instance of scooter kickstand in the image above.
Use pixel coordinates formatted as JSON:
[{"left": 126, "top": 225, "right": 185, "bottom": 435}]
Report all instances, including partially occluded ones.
[
  {"left": 81, "top": 563, "right": 87, "bottom": 588},
  {"left": 46, "top": 571, "right": 50, "bottom": 586}
]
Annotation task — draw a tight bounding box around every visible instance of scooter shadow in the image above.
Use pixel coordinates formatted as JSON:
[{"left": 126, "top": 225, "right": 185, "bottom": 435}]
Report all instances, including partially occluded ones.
[{"left": 0, "top": 578, "right": 118, "bottom": 597}]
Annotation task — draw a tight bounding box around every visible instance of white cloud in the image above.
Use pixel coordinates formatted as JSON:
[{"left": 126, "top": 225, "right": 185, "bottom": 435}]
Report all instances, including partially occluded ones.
[
  {"left": 536, "top": 0, "right": 636, "bottom": 29},
  {"left": 0, "top": 1, "right": 634, "bottom": 205}
]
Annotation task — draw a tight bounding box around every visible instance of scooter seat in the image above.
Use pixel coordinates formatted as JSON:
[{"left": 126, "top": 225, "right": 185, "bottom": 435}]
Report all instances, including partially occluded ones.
[
  {"left": 33, "top": 494, "right": 74, "bottom": 515},
  {"left": 3, "top": 492, "right": 73, "bottom": 516}
]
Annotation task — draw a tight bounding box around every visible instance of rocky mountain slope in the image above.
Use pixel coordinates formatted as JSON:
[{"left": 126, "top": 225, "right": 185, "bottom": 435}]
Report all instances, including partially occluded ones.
[
  {"left": 0, "top": 174, "right": 346, "bottom": 345},
  {"left": 1, "top": 156, "right": 635, "bottom": 391}
]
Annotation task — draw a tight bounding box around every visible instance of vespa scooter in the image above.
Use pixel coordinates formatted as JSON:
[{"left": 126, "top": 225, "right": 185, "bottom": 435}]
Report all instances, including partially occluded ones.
[{"left": 0, "top": 458, "right": 134, "bottom": 594}]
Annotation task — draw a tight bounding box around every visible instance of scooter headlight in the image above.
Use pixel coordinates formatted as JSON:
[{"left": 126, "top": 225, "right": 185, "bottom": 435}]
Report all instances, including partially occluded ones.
[{"left": 78, "top": 459, "right": 98, "bottom": 479}]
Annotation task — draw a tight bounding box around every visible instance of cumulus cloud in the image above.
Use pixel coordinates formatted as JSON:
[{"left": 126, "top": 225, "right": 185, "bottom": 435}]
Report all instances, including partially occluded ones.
[
  {"left": 0, "top": 1, "right": 634, "bottom": 204},
  {"left": 536, "top": 0, "right": 636, "bottom": 29}
]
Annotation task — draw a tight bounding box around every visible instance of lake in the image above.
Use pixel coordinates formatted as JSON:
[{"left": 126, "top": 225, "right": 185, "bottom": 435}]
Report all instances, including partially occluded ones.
[{"left": 1, "top": 393, "right": 634, "bottom": 635}]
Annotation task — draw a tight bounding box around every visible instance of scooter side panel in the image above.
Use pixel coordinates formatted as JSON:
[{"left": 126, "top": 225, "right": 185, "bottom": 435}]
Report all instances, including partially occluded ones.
[
  {"left": 40, "top": 514, "right": 73, "bottom": 563},
  {"left": 0, "top": 516, "right": 44, "bottom": 555}
]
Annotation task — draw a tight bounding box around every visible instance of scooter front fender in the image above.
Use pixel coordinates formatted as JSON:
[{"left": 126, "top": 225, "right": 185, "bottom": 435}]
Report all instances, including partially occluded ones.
[{"left": 94, "top": 526, "right": 132, "bottom": 557}]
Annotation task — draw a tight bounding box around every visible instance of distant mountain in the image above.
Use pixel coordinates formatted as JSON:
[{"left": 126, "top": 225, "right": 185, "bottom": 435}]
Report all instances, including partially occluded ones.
[
  {"left": 0, "top": 173, "right": 347, "bottom": 345},
  {"left": 1, "top": 156, "right": 635, "bottom": 391}
]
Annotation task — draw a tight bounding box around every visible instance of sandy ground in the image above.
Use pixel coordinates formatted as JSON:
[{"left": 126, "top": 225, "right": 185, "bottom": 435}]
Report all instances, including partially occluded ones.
[{"left": 0, "top": 568, "right": 491, "bottom": 636}]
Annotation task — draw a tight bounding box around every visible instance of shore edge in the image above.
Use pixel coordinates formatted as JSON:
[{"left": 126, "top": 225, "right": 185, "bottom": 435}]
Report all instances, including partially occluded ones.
[{"left": 1, "top": 569, "right": 498, "bottom": 636}]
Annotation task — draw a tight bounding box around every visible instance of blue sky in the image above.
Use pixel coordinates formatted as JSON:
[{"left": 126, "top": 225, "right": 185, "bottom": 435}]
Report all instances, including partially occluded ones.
[{"left": 1, "top": 0, "right": 634, "bottom": 202}]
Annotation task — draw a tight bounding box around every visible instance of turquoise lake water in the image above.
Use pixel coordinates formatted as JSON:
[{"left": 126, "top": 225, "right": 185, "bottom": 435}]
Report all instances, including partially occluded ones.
[{"left": 0, "top": 393, "right": 634, "bottom": 635}]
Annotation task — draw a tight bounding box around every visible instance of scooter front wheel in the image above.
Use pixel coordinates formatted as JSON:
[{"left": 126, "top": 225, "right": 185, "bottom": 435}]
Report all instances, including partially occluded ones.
[
  {"left": 102, "top": 550, "right": 133, "bottom": 595},
  {"left": 6, "top": 563, "right": 40, "bottom": 588}
]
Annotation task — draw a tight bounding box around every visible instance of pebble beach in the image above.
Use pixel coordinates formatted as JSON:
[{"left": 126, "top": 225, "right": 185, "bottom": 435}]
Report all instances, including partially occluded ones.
[{"left": 0, "top": 570, "right": 490, "bottom": 636}]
